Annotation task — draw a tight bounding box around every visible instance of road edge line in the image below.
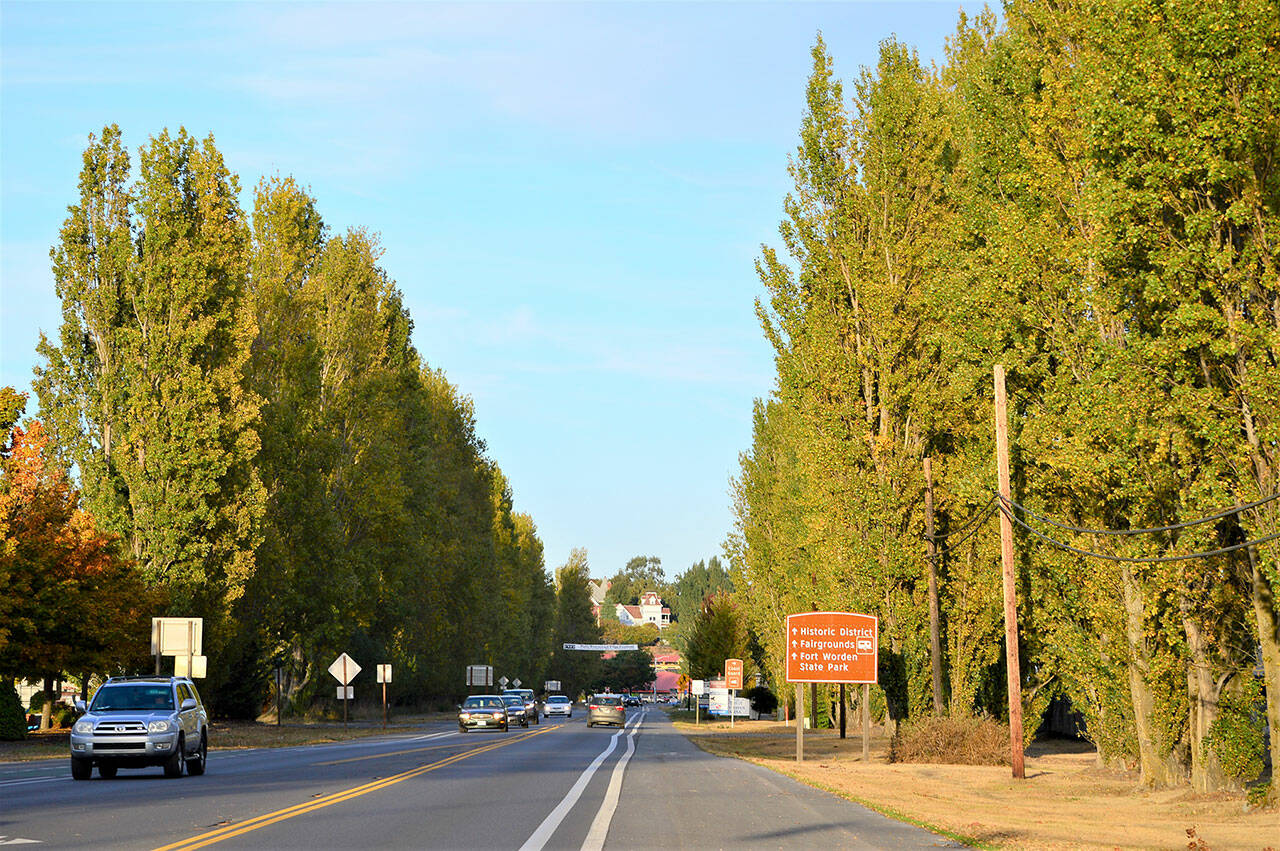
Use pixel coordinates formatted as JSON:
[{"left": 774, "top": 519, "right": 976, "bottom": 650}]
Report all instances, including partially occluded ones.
[
  {"left": 580, "top": 709, "right": 644, "bottom": 850},
  {"left": 518, "top": 716, "right": 637, "bottom": 851}
]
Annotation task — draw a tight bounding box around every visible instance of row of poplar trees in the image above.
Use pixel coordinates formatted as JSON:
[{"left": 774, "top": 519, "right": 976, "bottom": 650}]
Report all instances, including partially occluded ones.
[
  {"left": 728, "top": 0, "right": 1279, "bottom": 800},
  {"left": 31, "top": 125, "right": 564, "bottom": 715}
]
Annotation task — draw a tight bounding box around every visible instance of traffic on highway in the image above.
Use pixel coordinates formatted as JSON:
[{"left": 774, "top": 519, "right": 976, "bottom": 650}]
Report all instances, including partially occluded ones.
[{"left": 0, "top": 697, "right": 950, "bottom": 849}]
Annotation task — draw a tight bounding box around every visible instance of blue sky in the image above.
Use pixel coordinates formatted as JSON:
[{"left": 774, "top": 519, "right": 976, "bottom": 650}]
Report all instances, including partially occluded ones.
[{"left": 2, "top": 1, "right": 980, "bottom": 584}]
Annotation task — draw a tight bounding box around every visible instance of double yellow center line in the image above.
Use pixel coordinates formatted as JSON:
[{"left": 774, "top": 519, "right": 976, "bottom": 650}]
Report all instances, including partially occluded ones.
[{"left": 155, "top": 726, "right": 558, "bottom": 850}]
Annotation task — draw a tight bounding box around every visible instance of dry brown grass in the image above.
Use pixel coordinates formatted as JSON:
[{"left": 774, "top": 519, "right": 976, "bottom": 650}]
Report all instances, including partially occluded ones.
[
  {"left": 889, "top": 714, "right": 1009, "bottom": 766},
  {"left": 672, "top": 715, "right": 1279, "bottom": 850}
]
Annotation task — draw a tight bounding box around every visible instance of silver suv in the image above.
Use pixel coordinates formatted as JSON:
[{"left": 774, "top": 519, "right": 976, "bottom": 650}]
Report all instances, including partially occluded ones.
[{"left": 70, "top": 676, "right": 208, "bottom": 780}]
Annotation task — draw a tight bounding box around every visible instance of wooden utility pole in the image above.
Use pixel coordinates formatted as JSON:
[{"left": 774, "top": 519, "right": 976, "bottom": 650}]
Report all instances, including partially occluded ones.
[
  {"left": 994, "top": 364, "right": 1026, "bottom": 779},
  {"left": 924, "top": 456, "right": 944, "bottom": 715}
]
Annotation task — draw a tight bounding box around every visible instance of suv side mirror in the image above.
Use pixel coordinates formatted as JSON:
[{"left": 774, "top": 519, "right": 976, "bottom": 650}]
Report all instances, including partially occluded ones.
[
  {"left": 181, "top": 697, "right": 197, "bottom": 711},
  {"left": 74, "top": 699, "right": 86, "bottom": 713}
]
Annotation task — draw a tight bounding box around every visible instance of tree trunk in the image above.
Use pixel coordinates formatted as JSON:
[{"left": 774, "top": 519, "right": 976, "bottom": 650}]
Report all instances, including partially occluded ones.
[
  {"left": 1120, "top": 565, "right": 1183, "bottom": 788},
  {"left": 1246, "top": 545, "right": 1280, "bottom": 806},
  {"left": 924, "top": 456, "right": 944, "bottom": 715},
  {"left": 39, "top": 677, "right": 54, "bottom": 732},
  {"left": 1181, "top": 599, "right": 1229, "bottom": 794}
]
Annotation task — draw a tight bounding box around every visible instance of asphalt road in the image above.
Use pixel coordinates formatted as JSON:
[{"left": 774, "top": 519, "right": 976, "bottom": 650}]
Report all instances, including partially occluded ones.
[{"left": 0, "top": 707, "right": 960, "bottom": 849}]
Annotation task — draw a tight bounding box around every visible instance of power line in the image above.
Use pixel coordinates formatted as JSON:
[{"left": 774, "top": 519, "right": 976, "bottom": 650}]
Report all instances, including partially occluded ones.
[
  {"left": 923, "top": 494, "right": 997, "bottom": 542},
  {"left": 997, "top": 497, "right": 1280, "bottom": 564},
  {"left": 999, "top": 490, "right": 1280, "bottom": 537},
  {"left": 932, "top": 501, "right": 999, "bottom": 558}
]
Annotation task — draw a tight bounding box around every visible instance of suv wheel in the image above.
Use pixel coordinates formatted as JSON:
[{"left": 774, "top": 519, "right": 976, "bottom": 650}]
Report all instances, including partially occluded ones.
[
  {"left": 163, "top": 734, "right": 186, "bottom": 778},
  {"left": 98, "top": 764, "right": 118, "bottom": 779},
  {"left": 70, "top": 758, "right": 91, "bottom": 780},
  {"left": 187, "top": 733, "right": 207, "bottom": 776}
]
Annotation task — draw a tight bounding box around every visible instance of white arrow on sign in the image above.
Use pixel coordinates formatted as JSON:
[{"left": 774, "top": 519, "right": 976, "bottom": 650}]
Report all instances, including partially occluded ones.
[{"left": 328, "top": 652, "right": 361, "bottom": 685}]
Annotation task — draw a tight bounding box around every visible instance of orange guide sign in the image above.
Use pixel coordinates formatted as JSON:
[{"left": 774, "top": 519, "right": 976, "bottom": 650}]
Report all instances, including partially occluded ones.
[
  {"left": 785, "top": 612, "right": 878, "bottom": 684},
  {"left": 725, "top": 658, "right": 744, "bottom": 690}
]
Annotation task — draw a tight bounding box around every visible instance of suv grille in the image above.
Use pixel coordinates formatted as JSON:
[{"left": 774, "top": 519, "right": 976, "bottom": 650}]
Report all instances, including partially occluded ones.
[{"left": 96, "top": 721, "right": 147, "bottom": 735}]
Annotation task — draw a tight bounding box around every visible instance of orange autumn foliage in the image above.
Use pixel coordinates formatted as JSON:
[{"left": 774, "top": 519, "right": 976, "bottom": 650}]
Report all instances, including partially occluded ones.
[{"left": 0, "top": 421, "right": 159, "bottom": 679}]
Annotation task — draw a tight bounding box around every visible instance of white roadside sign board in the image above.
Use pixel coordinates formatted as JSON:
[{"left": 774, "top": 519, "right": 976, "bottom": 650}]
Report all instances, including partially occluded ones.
[
  {"left": 709, "top": 688, "right": 749, "bottom": 717},
  {"left": 328, "top": 653, "right": 361, "bottom": 685}
]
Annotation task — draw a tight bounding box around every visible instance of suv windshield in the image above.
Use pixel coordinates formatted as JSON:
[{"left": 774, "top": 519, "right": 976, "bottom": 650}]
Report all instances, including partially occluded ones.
[
  {"left": 547, "top": 696, "right": 569, "bottom": 703},
  {"left": 91, "top": 684, "right": 175, "bottom": 712}
]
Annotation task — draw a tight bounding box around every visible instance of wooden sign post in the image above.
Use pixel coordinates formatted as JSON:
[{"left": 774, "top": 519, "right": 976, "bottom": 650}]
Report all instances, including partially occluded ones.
[{"left": 725, "top": 658, "right": 743, "bottom": 728}]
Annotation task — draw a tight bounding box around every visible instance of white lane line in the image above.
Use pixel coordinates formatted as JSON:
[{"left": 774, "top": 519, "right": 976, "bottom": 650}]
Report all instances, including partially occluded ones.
[
  {"left": 580, "top": 710, "right": 644, "bottom": 851},
  {"left": 0, "top": 777, "right": 62, "bottom": 789},
  {"left": 518, "top": 715, "right": 640, "bottom": 851}
]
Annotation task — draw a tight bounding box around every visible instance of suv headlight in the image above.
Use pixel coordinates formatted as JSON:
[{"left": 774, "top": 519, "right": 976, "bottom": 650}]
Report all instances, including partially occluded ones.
[
  {"left": 73, "top": 720, "right": 94, "bottom": 734},
  {"left": 148, "top": 720, "right": 173, "bottom": 733}
]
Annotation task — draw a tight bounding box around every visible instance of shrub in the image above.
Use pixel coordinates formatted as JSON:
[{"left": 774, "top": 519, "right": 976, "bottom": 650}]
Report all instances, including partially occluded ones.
[
  {"left": 744, "top": 685, "right": 777, "bottom": 715},
  {"left": 889, "top": 714, "right": 1010, "bottom": 766},
  {"left": 0, "top": 682, "right": 26, "bottom": 741},
  {"left": 50, "top": 702, "right": 76, "bottom": 729}
]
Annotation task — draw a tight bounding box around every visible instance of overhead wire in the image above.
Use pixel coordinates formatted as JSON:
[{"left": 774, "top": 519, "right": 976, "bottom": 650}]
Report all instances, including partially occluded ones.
[
  {"left": 999, "top": 490, "right": 1280, "bottom": 537},
  {"left": 930, "top": 501, "right": 999, "bottom": 559},
  {"left": 996, "top": 495, "right": 1280, "bottom": 564},
  {"left": 923, "top": 494, "right": 997, "bottom": 542}
]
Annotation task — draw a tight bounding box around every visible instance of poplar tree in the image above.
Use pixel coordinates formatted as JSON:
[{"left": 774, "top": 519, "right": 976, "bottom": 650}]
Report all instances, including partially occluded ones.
[{"left": 36, "top": 127, "right": 264, "bottom": 708}]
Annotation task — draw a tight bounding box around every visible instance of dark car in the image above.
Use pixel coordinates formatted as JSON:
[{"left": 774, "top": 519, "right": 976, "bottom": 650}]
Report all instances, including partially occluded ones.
[
  {"left": 503, "top": 688, "right": 540, "bottom": 725},
  {"left": 623, "top": 695, "right": 641, "bottom": 707},
  {"left": 587, "top": 694, "right": 626, "bottom": 728},
  {"left": 458, "top": 695, "right": 509, "bottom": 732},
  {"left": 69, "top": 676, "right": 208, "bottom": 780},
  {"left": 501, "top": 694, "right": 529, "bottom": 727}
]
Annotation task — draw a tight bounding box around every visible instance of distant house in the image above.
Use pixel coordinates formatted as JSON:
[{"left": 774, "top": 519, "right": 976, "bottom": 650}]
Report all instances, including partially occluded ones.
[{"left": 615, "top": 590, "right": 670, "bottom": 629}]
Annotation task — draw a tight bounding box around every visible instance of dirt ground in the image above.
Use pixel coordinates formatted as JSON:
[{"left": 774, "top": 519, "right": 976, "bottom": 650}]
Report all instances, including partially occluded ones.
[{"left": 673, "top": 718, "right": 1278, "bottom": 850}]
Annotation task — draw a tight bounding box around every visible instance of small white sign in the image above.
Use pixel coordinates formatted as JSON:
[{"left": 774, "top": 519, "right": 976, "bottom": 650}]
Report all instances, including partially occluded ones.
[
  {"left": 336, "top": 686, "right": 353, "bottom": 700},
  {"left": 691, "top": 679, "right": 706, "bottom": 696},
  {"left": 498, "top": 676, "right": 509, "bottom": 688},
  {"left": 545, "top": 680, "right": 561, "bottom": 691},
  {"left": 328, "top": 653, "right": 361, "bottom": 685},
  {"left": 173, "top": 655, "right": 207, "bottom": 679},
  {"left": 512, "top": 678, "right": 521, "bottom": 688},
  {"left": 466, "top": 665, "right": 493, "bottom": 686},
  {"left": 376, "top": 664, "right": 392, "bottom": 684}
]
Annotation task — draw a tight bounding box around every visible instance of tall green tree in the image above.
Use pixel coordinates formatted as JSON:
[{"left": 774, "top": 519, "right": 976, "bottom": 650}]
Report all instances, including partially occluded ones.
[
  {"left": 548, "top": 548, "right": 603, "bottom": 698},
  {"left": 35, "top": 127, "right": 264, "bottom": 709}
]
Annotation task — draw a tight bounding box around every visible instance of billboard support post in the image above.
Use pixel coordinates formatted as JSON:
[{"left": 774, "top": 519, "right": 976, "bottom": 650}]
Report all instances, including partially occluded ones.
[
  {"left": 839, "top": 683, "right": 846, "bottom": 739},
  {"left": 795, "top": 684, "right": 804, "bottom": 762},
  {"left": 862, "top": 683, "right": 870, "bottom": 761}
]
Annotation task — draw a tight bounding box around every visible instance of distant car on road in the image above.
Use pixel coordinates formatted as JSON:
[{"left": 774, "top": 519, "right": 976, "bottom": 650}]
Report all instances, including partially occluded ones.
[
  {"left": 623, "top": 695, "right": 641, "bottom": 707},
  {"left": 69, "top": 676, "right": 208, "bottom": 780},
  {"left": 542, "top": 695, "right": 572, "bottom": 718},
  {"left": 503, "top": 688, "right": 540, "bottom": 725},
  {"left": 458, "top": 695, "right": 510, "bottom": 732},
  {"left": 501, "top": 694, "right": 530, "bottom": 727},
  {"left": 587, "top": 694, "right": 626, "bottom": 728}
]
